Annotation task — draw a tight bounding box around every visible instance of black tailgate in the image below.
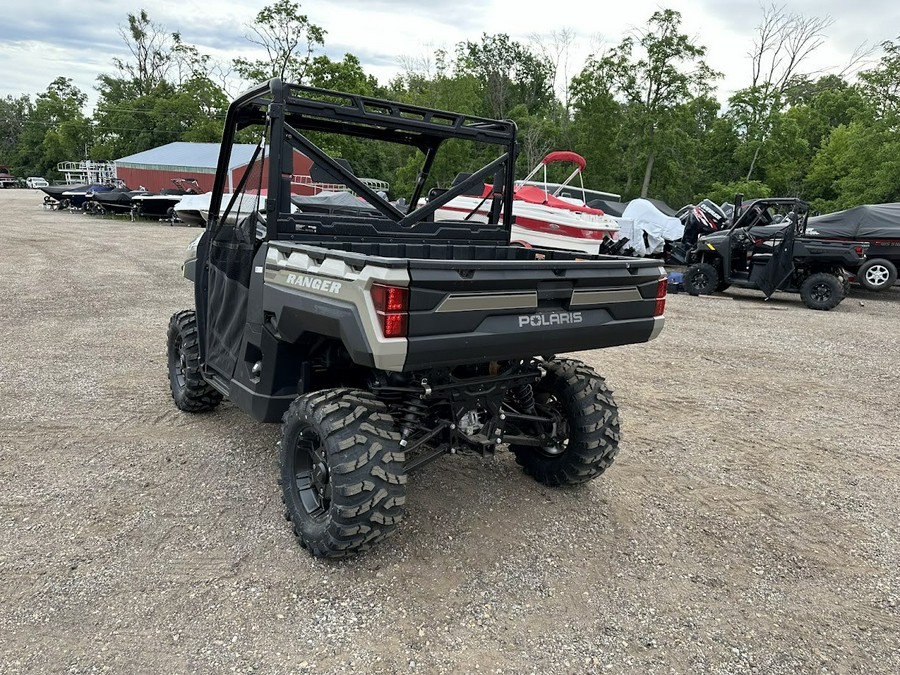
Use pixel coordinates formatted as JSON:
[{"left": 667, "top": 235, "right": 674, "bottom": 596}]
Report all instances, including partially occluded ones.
[{"left": 404, "top": 258, "right": 665, "bottom": 369}]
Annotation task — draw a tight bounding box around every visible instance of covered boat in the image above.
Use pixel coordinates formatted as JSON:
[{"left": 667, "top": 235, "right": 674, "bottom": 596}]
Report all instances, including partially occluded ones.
[
  {"left": 131, "top": 178, "right": 201, "bottom": 220},
  {"left": 176, "top": 191, "right": 268, "bottom": 226},
  {"left": 806, "top": 203, "right": 900, "bottom": 240},
  {"left": 91, "top": 188, "right": 152, "bottom": 214},
  {"left": 63, "top": 184, "right": 113, "bottom": 209},
  {"left": 40, "top": 184, "right": 110, "bottom": 209},
  {"left": 806, "top": 203, "right": 900, "bottom": 290},
  {"left": 617, "top": 198, "right": 685, "bottom": 257}
]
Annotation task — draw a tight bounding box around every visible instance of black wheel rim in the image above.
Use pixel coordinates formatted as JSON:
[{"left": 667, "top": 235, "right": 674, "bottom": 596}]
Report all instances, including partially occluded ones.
[
  {"left": 173, "top": 334, "right": 187, "bottom": 389},
  {"left": 811, "top": 283, "right": 831, "bottom": 303},
  {"left": 291, "top": 427, "right": 331, "bottom": 517},
  {"left": 533, "top": 394, "right": 570, "bottom": 457},
  {"left": 693, "top": 271, "right": 711, "bottom": 292}
]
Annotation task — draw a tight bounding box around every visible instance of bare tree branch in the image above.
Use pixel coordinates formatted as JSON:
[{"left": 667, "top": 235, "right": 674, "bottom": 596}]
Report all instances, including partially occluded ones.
[
  {"left": 838, "top": 41, "right": 879, "bottom": 79},
  {"left": 738, "top": 3, "right": 832, "bottom": 179},
  {"left": 530, "top": 28, "right": 576, "bottom": 113}
]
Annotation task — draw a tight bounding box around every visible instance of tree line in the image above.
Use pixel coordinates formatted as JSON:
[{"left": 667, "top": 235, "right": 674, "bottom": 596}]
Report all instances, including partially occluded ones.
[{"left": 1, "top": 1, "right": 899, "bottom": 213}]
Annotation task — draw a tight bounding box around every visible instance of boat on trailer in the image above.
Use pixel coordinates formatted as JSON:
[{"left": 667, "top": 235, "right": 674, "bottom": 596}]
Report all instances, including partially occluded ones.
[
  {"left": 174, "top": 170, "right": 389, "bottom": 226},
  {"left": 131, "top": 178, "right": 202, "bottom": 220},
  {"left": 431, "top": 152, "right": 620, "bottom": 254},
  {"left": 90, "top": 187, "right": 152, "bottom": 214},
  {"left": 41, "top": 183, "right": 112, "bottom": 209}
]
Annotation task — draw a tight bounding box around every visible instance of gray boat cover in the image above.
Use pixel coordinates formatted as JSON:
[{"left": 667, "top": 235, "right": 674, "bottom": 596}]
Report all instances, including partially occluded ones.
[
  {"left": 587, "top": 199, "right": 628, "bottom": 217},
  {"left": 807, "top": 203, "right": 900, "bottom": 239},
  {"left": 291, "top": 191, "right": 378, "bottom": 213},
  {"left": 642, "top": 198, "right": 677, "bottom": 217}
]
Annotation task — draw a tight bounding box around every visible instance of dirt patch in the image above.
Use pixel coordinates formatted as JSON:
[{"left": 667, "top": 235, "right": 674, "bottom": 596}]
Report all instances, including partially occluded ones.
[{"left": 1, "top": 189, "right": 897, "bottom": 673}]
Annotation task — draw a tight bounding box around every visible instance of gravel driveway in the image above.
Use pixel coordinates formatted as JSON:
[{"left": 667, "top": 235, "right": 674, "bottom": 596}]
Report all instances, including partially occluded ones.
[{"left": 1, "top": 189, "right": 897, "bottom": 673}]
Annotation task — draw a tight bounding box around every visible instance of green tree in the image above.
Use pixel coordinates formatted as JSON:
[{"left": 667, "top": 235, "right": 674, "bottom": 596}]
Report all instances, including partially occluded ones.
[
  {"left": 233, "top": 0, "right": 326, "bottom": 84},
  {"left": 569, "top": 60, "right": 628, "bottom": 194},
  {"left": 858, "top": 36, "right": 900, "bottom": 118},
  {"left": 16, "top": 78, "right": 92, "bottom": 177},
  {"left": 307, "top": 54, "right": 378, "bottom": 95},
  {"left": 704, "top": 179, "right": 772, "bottom": 204},
  {"left": 455, "top": 33, "right": 554, "bottom": 118},
  {"left": 727, "top": 5, "right": 831, "bottom": 181},
  {"left": 784, "top": 76, "right": 871, "bottom": 150},
  {"left": 0, "top": 94, "right": 32, "bottom": 168},
  {"left": 593, "top": 9, "right": 719, "bottom": 198},
  {"left": 389, "top": 49, "right": 483, "bottom": 115},
  {"left": 113, "top": 9, "right": 175, "bottom": 96},
  {"left": 802, "top": 42, "right": 900, "bottom": 210},
  {"left": 693, "top": 116, "right": 743, "bottom": 196},
  {"left": 805, "top": 122, "right": 900, "bottom": 210},
  {"left": 92, "top": 11, "right": 228, "bottom": 160},
  {"left": 648, "top": 94, "right": 722, "bottom": 207},
  {"left": 384, "top": 48, "right": 510, "bottom": 198}
]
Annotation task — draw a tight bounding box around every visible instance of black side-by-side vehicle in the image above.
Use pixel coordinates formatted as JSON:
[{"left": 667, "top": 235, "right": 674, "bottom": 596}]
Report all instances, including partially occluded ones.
[
  {"left": 166, "top": 79, "right": 667, "bottom": 556},
  {"left": 682, "top": 196, "right": 867, "bottom": 310}
]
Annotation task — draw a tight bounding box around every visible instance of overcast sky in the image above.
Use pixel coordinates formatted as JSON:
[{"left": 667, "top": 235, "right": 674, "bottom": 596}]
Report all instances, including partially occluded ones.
[{"left": 1, "top": 0, "right": 897, "bottom": 110}]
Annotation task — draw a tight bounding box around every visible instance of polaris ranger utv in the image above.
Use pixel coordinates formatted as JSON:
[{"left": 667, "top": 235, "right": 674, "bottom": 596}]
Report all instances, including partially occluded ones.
[
  {"left": 683, "top": 196, "right": 867, "bottom": 310},
  {"left": 167, "top": 79, "right": 667, "bottom": 557}
]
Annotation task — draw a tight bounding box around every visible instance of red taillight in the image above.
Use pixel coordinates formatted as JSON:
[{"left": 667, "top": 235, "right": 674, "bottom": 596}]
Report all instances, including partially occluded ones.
[
  {"left": 381, "top": 312, "right": 407, "bottom": 338},
  {"left": 854, "top": 246, "right": 864, "bottom": 255},
  {"left": 654, "top": 276, "right": 668, "bottom": 316},
  {"left": 371, "top": 284, "right": 409, "bottom": 338}
]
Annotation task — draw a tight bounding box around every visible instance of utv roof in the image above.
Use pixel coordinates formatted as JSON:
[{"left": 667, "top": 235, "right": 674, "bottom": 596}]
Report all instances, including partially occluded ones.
[
  {"left": 212, "top": 78, "right": 519, "bottom": 234},
  {"left": 230, "top": 79, "right": 517, "bottom": 148}
]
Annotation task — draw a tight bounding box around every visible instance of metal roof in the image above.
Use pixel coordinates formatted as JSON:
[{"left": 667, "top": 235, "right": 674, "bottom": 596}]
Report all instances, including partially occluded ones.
[{"left": 114, "top": 142, "right": 260, "bottom": 170}]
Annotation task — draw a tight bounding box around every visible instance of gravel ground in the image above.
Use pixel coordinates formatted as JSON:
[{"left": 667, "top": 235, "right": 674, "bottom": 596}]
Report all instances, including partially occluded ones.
[{"left": 0, "top": 188, "right": 898, "bottom": 674}]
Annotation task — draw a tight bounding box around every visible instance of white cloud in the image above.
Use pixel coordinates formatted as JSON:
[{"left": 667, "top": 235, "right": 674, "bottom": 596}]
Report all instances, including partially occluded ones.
[{"left": 0, "top": 0, "right": 894, "bottom": 110}]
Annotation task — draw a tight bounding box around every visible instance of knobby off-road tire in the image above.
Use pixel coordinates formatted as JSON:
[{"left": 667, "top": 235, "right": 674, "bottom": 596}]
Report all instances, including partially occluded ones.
[
  {"left": 800, "top": 272, "right": 844, "bottom": 310},
  {"left": 510, "top": 359, "right": 620, "bottom": 487},
  {"left": 167, "top": 310, "right": 223, "bottom": 412},
  {"left": 858, "top": 258, "right": 898, "bottom": 292},
  {"left": 684, "top": 262, "right": 720, "bottom": 296},
  {"left": 280, "top": 389, "right": 407, "bottom": 558}
]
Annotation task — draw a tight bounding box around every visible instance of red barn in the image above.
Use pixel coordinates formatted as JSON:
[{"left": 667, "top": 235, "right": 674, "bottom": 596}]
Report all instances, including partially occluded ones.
[{"left": 114, "top": 142, "right": 312, "bottom": 193}]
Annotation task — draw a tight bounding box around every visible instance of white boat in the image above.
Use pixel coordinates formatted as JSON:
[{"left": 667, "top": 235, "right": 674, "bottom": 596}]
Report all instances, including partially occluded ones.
[
  {"left": 172, "top": 192, "right": 209, "bottom": 226},
  {"left": 174, "top": 174, "right": 388, "bottom": 226},
  {"left": 131, "top": 192, "right": 186, "bottom": 219},
  {"left": 432, "top": 152, "right": 620, "bottom": 254},
  {"left": 132, "top": 179, "right": 203, "bottom": 220},
  {"left": 175, "top": 192, "right": 268, "bottom": 225}
]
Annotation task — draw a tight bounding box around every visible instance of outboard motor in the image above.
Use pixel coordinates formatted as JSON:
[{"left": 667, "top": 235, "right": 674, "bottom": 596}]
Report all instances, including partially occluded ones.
[
  {"left": 680, "top": 199, "right": 728, "bottom": 246},
  {"left": 666, "top": 198, "right": 730, "bottom": 265}
]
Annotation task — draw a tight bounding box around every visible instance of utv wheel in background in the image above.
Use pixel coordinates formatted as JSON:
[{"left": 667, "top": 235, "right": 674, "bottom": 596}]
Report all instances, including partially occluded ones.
[
  {"left": 857, "top": 258, "right": 897, "bottom": 292},
  {"left": 510, "top": 359, "right": 620, "bottom": 487},
  {"left": 280, "top": 389, "right": 407, "bottom": 558},
  {"left": 683, "top": 262, "right": 719, "bottom": 296},
  {"left": 167, "top": 310, "right": 223, "bottom": 412},
  {"left": 800, "top": 273, "right": 844, "bottom": 310}
]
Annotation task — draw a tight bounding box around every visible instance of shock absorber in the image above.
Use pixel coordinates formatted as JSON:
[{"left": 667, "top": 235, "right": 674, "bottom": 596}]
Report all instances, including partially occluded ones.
[
  {"left": 398, "top": 396, "right": 429, "bottom": 447},
  {"left": 510, "top": 383, "right": 536, "bottom": 414}
]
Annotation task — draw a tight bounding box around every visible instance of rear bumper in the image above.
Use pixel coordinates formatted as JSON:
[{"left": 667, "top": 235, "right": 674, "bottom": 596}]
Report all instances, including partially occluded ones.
[{"left": 404, "top": 311, "right": 662, "bottom": 370}]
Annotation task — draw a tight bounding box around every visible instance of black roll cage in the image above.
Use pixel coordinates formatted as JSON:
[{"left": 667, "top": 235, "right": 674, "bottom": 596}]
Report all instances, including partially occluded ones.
[
  {"left": 207, "top": 78, "right": 519, "bottom": 240},
  {"left": 730, "top": 194, "right": 810, "bottom": 234}
]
